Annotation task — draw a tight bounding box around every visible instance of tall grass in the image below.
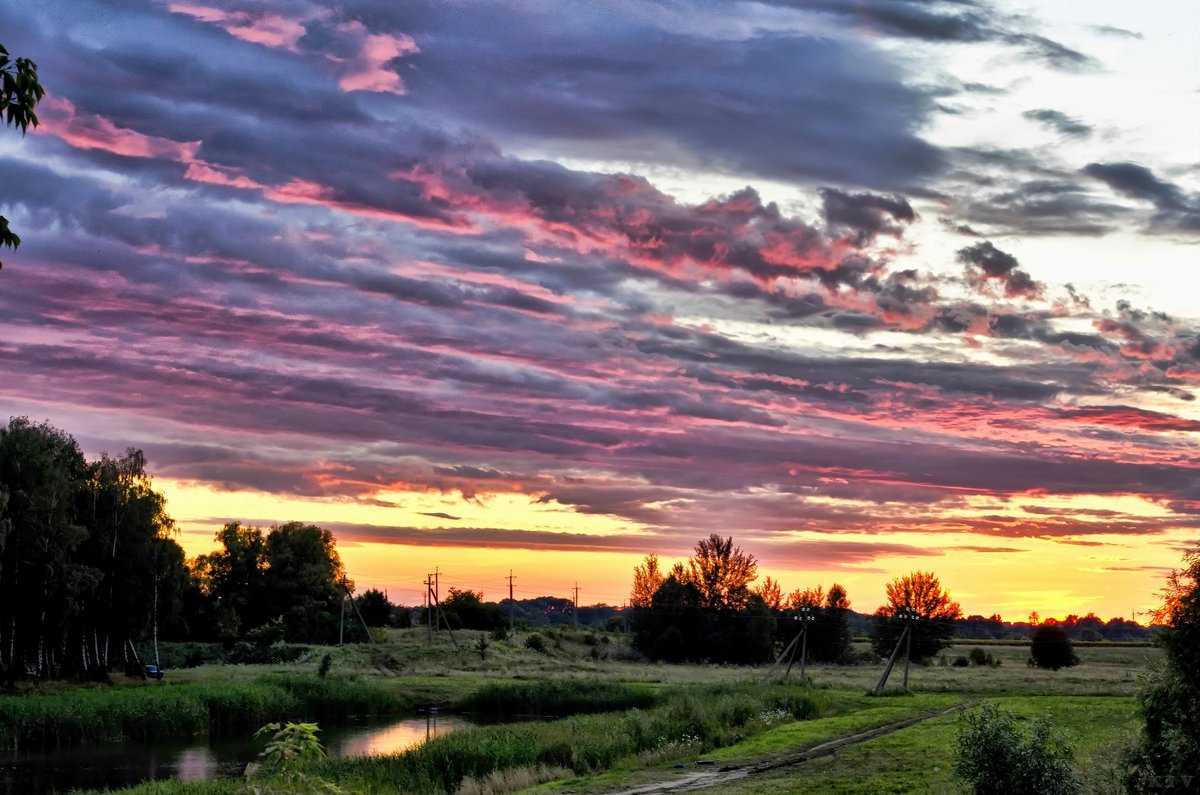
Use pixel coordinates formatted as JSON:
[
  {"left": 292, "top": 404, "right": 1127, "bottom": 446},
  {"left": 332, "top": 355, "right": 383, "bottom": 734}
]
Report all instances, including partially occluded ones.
[
  {"left": 321, "top": 682, "right": 823, "bottom": 794},
  {"left": 455, "top": 679, "right": 657, "bottom": 717},
  {"left": 0, "top": 675, "right": 411, "bottom": 749}
]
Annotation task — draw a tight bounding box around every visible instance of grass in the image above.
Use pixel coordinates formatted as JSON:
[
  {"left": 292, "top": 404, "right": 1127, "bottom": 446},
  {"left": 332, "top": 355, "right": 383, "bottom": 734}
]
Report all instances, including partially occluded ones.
[
  {"left": 0, "top": 674, "right": 411, "bottom": 749},
  {"left": 456, "top": 679, "right": 658, "bottom": 718},
  {"left": 27, "top": 628, "right": 1161, "bottom": 795}
]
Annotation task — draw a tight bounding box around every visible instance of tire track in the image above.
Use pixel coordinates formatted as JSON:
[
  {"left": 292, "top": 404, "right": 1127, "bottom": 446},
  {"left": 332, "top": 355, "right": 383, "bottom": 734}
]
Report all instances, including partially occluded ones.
[{"left": 605, "top": 700, "right": 975, "bottom": 795}]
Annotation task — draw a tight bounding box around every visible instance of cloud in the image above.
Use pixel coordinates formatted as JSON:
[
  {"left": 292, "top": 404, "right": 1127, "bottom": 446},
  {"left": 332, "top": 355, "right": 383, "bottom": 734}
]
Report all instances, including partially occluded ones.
[
  {"left": 956, "top": 241, "right": 1043, "bottom": 298},
  {"left": 1083, "top": 162, "right": 1200, "bottom": 234},
  {"left": 1022, "top": 108, "right": 1093, "bottom": 138}
]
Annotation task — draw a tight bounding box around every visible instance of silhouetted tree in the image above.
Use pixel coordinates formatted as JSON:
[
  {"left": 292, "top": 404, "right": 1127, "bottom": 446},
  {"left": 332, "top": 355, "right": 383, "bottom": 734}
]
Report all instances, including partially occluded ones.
[
  {"left": 631, "top": 536, "right": 773, "bottom": 664},
  {"left": 355, "top": 588, "right": 395, "bottom": 627},
  {"left": 683, "top": 534, "right": 757, "bottom": 610},
  {"left": 1029, "top": 624, "right": 1078, "bottom": 670},
  {"left": 192, "top": 523, "right": 268, "bottom": 641},
  {"left": 872, "top": 570, "right": 962, "bottom": 663},
  {"left": 439, "top": 588, "right": 504, "bottom": 631},
  {"left": 0, "top": 418, "right": 87, "bottom": 679},
  {"left": 0, "top": 44, "right": 44, "bottom": 267},
  {"left": 630, "top": 554, "right": 664, "bottom": 608},
  {"left": 1125, "top": 548, "right": 1200, "bottom": 792},
  {"left": 262, "top": 522, "right": 347, "bottom": 643}
]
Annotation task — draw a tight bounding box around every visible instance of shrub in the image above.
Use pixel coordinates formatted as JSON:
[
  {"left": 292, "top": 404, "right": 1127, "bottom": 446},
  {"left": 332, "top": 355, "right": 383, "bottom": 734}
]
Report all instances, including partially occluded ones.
[
  {"left": 1029, "top": 625, "right": 1078, "bottom": 670},
  {"left": 524, "top": 634, "right": 548, "bottom": 654},
  {"left": 317, "top": 653, "right": 332, "bottom": 679},
  {"left": 955, "top": 701, "right": 1081, "bottom": 795},
  {"left": 953, "top": 656, "right": 970, "bottom": 667},
  {"left": 968, "top": 647, "right": 999, "bottom": 667},
  {"left": 1124, "top": 548, "right": 1200, "bottom": 792}
]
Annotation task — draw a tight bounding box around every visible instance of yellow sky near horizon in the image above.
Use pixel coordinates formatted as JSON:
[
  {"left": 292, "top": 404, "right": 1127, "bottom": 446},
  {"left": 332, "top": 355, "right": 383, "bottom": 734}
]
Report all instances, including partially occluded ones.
[{"left": 160, "top": 477, "right": 1186, "bottom": 623}]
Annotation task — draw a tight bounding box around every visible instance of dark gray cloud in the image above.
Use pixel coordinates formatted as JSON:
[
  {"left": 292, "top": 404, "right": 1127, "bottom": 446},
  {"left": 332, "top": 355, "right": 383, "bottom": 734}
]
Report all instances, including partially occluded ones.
[
  {"left": 1083, "top": 163, "right": 1200, "bottom": 234},
  {"left": 1022, "top": 108, "right": 1093, "bottom": 138},
  {"left": 956, "top": 241, "right": 1042, "bottom": 298}
]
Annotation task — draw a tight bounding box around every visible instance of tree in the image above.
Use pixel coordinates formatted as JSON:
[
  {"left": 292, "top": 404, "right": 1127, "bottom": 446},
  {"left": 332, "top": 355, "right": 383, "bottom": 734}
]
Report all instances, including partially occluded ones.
[
  {"left": 683, "top": 534, "right": 757, "bottom": 611},
  {"left": 439, "top": 588, "right": 503, "bottom": 631},
  {"left": 630, "top": 536, "right": 773, "bottom": 664},
  {"left": 1029, "top": 624, "right": 1078, "bottom": 670},
  {"left": 1124, "top": 548, "right": 1200, "bottom": 792},
  {"left": 630, "top": 554, "right": 664, "bottom": 609},
  {"left": 262, "top": 522, "right": 348, "bottom": 643},
  {"left": 354, "top": 588, "right": 395, "bottom": 628},
  {"left": 754, "top": 576, "right": 783, "bottom": 610},
  {"left": 871, "top": 570, "right": 962, "bottom": 663},
  {"left": 192, "top": 523, "right": 268, "bottom": 641},
  {"left": 0, "top": 44, "right": 44, "bottom": 267},
  {"left": 0, "top": 418, "right": 88, "bottom": 679},
  {"left": 633, "top": 574, "right": 703, "bottom": 662}
]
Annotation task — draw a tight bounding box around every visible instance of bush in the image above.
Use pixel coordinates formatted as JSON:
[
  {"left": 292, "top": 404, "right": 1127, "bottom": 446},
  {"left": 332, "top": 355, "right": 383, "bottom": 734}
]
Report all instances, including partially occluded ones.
[
  {"left": 953, "top": 656, "right": 970, "bottom": 667},
  {"left": 968, "top": 647, "right": 999, "bottom": 667},
  {"left": 524, "top": 634, "right": 548, "bottom": 654},
  {"left": 955, "top": 701, "right": 1081, "bottom": 794},
  {"left": 1124, "top": 548, "right": 1200, "bottom": 792},
  {"left": 1029, "top": 625, "right": 1078, "bottom": 670}
]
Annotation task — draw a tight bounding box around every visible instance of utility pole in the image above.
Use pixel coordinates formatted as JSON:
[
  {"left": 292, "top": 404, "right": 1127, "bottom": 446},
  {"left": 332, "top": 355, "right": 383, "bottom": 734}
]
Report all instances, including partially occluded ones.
[
  {"left": 434, "top": 568, "right": 441, "bottom": 634},
  {"left": 873, "top": 609, "right": 916, "bottom": 693},
  {"left": 507, "top": 570, "right": 515, "bottom": 631},
  {"left": 798, "top": 606, "right": 815, "bottom": 679},
  {"left": 424, "top": 575, "right": 433, "bottom": 648},
  {"left": 339, "top": 590, "right": 346, "bottom": 645},
  {"left": 902, "top": 610, "right": 915, "bottom": 690},
  {"left": 572, "top": 583, "right": 580, "bottom": 628}
]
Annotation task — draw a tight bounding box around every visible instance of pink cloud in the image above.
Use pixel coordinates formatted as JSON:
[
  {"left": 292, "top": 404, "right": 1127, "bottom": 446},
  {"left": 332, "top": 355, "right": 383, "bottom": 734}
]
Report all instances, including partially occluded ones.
[
  {"left": 37, "top": 95, "right": 200, "bottom": 162},
  {"left": 169, "top": 2, "right": 309, "bottom": 52},
  {"left": 336, "top": 21, "right": 419, "bottom": 95}
]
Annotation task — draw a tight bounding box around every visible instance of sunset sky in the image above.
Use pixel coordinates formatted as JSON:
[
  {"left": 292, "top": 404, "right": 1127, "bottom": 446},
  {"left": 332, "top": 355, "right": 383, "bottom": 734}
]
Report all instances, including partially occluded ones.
[{"left": 2, "top": 0, "right": 1198, "bottom": 620}]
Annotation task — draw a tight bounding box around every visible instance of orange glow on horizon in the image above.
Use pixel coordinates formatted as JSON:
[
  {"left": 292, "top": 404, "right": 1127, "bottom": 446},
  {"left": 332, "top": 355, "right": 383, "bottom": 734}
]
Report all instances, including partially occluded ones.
[{"left": 159, "top": 478, "right": 1185, "bottom": 624}]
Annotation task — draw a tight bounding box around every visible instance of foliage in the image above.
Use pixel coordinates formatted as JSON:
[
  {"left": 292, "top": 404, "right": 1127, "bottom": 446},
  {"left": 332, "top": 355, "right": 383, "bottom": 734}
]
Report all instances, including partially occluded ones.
[
  {"left": 630, "top": 554, "right": 664, "bottom": 609},
  {"left": 1029, "top": 624, "right": 1079, "bottom": 670},
  {"left": 314, "top": 682, "right": 822, "bottom": 794},
  {"left": 245, "top": 721, "right": 349, "bottom": 795},
  {"left": 0, "top": 674, "right": 411, "bottom": 749},
  {"left": 1124, "top": 548, "right": 1200, "bottom": 793},
  {"left": 871, "top": 570, "right": 962, "bottom": 663},
  {"left": 0, "top": 43, "right": 44, "bottom": 267},
  {"left": 683, "top": 533, "right": 757, "bottom": 611},
  {"left": 524, "top": 633, "right": 548, "bottom": 654},
  {"left": 954, "top": 701, "right": 1081, "bottom": 794},
  {"left": 0, "top": 419, "right": 197, "bottom": 680},
  {"left": 317, "top": 653, "right": 333, "bottom": 679},
  {"left": 631, "top": 536, "right": 775, "bottom": 664},
  {"left": 353, "top": 588, "right": 394, "bottom": 628},
  {"left": 457, "top": 679, "right": 657, "bottom": 718},
  {"left": 439, "top": 588, "right": 504, "bottom": 631},
  {"left": 193, "top": 521, "right": 349, "bottom": 645}
]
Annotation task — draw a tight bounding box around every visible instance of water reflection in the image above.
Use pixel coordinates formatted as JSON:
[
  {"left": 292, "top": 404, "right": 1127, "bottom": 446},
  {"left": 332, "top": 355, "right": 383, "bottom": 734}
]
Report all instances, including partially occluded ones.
[
  {"left": 1, "top": 712, "right": 474, "bottom": 795},
  {"left": 335, "top": 711, "right": 458, "bottom": 757}
]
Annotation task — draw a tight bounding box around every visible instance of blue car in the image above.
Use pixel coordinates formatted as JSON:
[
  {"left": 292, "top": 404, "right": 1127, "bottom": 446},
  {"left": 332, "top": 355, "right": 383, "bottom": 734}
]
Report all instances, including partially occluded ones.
[{"left": 144, "top": 664, "right": 165, "bottom": 680}]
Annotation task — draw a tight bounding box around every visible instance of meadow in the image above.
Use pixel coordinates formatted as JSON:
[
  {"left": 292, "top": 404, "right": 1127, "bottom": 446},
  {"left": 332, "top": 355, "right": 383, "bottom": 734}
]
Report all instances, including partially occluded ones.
[{"left": 1, "top": 627, "right": 1155, "bottom": 795}]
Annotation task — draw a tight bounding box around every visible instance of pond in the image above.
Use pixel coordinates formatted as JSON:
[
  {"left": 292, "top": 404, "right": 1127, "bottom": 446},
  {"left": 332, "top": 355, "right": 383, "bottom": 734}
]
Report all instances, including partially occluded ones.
[{"left": 0, "top": 711, "right": 475, "bottom": 795}]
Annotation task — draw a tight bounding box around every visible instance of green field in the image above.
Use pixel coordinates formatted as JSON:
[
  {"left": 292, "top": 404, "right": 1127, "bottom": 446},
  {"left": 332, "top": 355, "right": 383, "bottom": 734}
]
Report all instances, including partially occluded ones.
[{"left": 6, "top": 627, "right": 1155, "bottom": 794}]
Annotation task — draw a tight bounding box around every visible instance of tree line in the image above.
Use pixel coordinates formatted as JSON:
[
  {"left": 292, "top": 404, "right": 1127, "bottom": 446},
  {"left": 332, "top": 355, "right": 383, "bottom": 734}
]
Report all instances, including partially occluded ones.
[
  {"left": 627, "top": 534, "right": 965, "bottom": 665},
  {"left": 0, "top": 417, "right": 367, "bottom": 680}
]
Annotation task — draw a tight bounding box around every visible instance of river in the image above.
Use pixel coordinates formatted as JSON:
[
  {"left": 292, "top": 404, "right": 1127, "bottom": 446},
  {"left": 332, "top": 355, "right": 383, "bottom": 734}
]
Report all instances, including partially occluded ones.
[{"left": 0, "top": 711, "right": 474, "bottom": 795}]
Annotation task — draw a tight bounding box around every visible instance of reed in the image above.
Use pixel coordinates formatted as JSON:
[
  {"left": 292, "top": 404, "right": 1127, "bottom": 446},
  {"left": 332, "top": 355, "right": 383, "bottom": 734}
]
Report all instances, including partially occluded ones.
[
  {"left": 0, "top": 675, "right": 410, "bottom": 749},
  {"left": 455, "top": 678, "right": 657, "bottom": 717}
]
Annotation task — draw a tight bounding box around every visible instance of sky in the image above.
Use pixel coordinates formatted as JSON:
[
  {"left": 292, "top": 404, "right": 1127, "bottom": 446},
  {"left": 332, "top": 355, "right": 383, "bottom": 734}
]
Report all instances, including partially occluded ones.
[{"left": 1, "top": 0, "right": 1198, "bottom": 621}]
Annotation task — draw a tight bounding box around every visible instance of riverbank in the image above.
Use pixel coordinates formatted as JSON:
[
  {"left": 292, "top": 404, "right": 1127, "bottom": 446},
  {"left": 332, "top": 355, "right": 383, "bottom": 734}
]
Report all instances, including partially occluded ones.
[{"left": 0, "top": 673, "right": 413, "bottom": 748}]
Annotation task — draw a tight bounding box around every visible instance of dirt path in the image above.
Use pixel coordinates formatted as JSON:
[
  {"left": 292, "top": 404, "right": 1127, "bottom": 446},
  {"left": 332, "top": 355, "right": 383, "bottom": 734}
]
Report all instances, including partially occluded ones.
[{"left": 604, "top": 701, "right": 974, "bottom": 795}]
